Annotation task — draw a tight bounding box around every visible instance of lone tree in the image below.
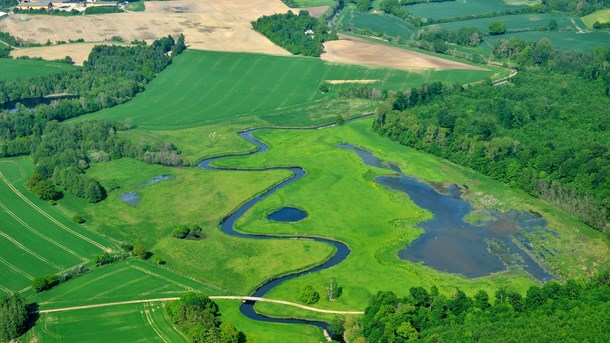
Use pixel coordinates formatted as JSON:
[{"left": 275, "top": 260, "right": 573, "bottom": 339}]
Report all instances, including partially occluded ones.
[
  {"left": 0, "top": 293, "right": 28, "bottom": 341},
  {"left": 327, "top": 277, "right": 342, "bottom": 301},
  {"left": 488, "top": 21, "right": 507, "bottom": 35}
]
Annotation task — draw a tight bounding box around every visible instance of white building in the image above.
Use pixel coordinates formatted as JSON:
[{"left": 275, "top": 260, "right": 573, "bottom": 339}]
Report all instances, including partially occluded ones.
[{"left": 0, "top": 11, "right": 8, "bottom": 18}]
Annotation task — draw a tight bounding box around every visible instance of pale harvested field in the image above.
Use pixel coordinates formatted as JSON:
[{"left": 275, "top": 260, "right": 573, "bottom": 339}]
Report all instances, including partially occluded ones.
[
  {"left": 298, "top": 6, "right": 330, "bottom": 18},
  {"left": 10, "top": 43, "right": 122, "bottom": 66},
  {"left": 0, "top": 0, "right": 291, "bottom": 55},
  {"left": 322, "top": 35, "right": 484, "bottom": 71}
]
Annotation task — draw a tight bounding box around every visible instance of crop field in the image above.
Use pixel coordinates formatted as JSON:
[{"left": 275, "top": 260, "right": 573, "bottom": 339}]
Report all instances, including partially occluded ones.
[
  {"left": 0, "top": 0, "right": 291, "bottom": 55},
  {"left": 436, "top": 13, "right": 581, "bottom": 33},
  {"left": 582, "top": 9, "right": 610, "bottom": 28},
  {"left": 78, "top": 49, "right": 493, "bottom": 130},
  {"left": 0, "top": 158, "right": 114, "bottom": 295},
  {"left": 483, "top": 30, "right": 610, "bottom": 51},
  {"left": 407, "top": 0, "right": 532, "bottom": 20},
  {"left": 337, "top": 6, "right": 418, "bottom": 39},
  {"left": 32, "top": 259, "right": 226, "bottom": 309},
  {"left": 24, "top": 302, "right": 186, "bottom": 342},
  {"left": 0, "top": 58, "right": 76, "bottom": 81},
  {"left": 208, "top": 118, "right": 610, "bottom": 316},
  {"left": 289, "top": 0, "right": 334, "bottom": 7}
]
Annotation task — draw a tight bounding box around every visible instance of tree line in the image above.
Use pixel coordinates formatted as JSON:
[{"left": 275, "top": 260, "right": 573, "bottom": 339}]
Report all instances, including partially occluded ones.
[
  {"left": 252, "top": 10, "right": 337, "bottom": 57},
  {"left": 374, "top": 46, "right": 610, "bottom": 231},
  {"left": 340, "top": 271, "right": 610, "bottom": 342}
]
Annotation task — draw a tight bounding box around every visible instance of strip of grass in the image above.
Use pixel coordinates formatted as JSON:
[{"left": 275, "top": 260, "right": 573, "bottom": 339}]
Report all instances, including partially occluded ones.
[
  {"left": 57, "top": 157, "right": 334, "bottom": 294},
  {"left": 338, "top": 5, "right": 418, "bottom": 40},
  {"left": 77, "top": 49, "right": 494, "bottom": 130},
  {"left": 581, "top": 8, "right": 610, "bottom": 28},
  {"left": 31, "top": 259, "right": 227, "bottom": 309},
  {"left": 0, "top": 158, "right": 115, "bottom": 295},
  {"left": 287, "top": 0, "right": 335, "bottom": 7},
  {"left": 210, "top": 118, "right": 610, "bottom": 317},
  {"left": 437, "top": 13, "right": 578, "bottom": 33},
  {"left": 23, "top": 302, "right": 186, "bottom": 342},
  {"left": 407, "top": 0, "right": 531, "bottom": 20},
  {"left": 0, "top": 58, "right": 76, "bottom": 81},
  {"left": 216, "top": 300, "right": 326, "bottom": 343},
  {"left": 483, "top": 30, "right": 610, "bottom": 50}
]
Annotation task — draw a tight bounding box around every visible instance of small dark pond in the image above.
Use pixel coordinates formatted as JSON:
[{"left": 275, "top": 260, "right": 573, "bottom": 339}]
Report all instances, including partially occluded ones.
[
  {"left": 339, "top": 144, "right": 555, "bottom": 282},
  {"left": 267, "top": 207, "right": 308, "bottom": 222},
  {"left": 0, "top": 95, "right": 78, "bottom": 113}
]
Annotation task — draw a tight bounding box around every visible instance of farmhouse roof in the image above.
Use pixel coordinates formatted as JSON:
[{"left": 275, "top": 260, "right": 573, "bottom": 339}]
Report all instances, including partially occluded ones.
[{"left": 0, "top": 11, "right": 7, "bottom": 17}]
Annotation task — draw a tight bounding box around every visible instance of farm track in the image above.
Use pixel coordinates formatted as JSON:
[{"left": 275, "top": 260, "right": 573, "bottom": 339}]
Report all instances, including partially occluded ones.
[{"left": 38, "top": 296, "right": 364, "bottom": 315}]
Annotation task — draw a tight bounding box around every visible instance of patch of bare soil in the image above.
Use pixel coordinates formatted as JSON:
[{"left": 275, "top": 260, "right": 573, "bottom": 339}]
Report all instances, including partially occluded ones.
[
  {"left": 321, "top": 34, "right": 485, "bottom": 71},
  {"left": 297, "top": 6, "right": 330, "bottom": 18}
]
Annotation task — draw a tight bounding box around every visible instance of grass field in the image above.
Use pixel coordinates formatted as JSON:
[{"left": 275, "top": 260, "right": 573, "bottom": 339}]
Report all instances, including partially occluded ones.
[
  {"left": 483, "top": 30, "right": 610, "bottom": 51},
  {"left": 0, "top": 58, "right": 76, "bottom": 81},
  {"left": 582, "top": 9, "right": 610, "bottom": 28},
  {"left": 32, "top": 259, "right": 227, "bottom": 310},
  {"left": 407, "top": 0, "right": 531, "bottom": 20},
  {"left": 206, "top": 118, "right": 610, "bottom": 316},
  {"left": 337, "top": 5, "right": 418, "bottom": 39},
  {"left": 24, "top": 302, "right": 187, "bottom": 342},
  {"left": 0, "top": 158, "right": 115, "bottom": 296},
  {"left": 78, "top": 50, "right": 493, "bottom": 130},
  {"left": 58, "top": 157, "right": 334, "bottom": 294},
  {"left": 436, "top": 13, "right": 581, "bottom": 33}
]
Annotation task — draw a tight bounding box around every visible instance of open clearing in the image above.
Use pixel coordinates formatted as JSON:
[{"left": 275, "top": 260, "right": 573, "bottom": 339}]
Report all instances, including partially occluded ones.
[
  {"left": 0, "top": 0, "right": 291, "bottom": 55},
  {"left": 322, "top": 35, "right": 485, "bottom": 71},
  {"left": 0, "top": 58, "right": 76, "bottom": 81},
  {"left": 10, "top": 43, "right": 122, "bottom": 66},
  {"left": 582, "top": 9, "right": 610, "bottom": 28},
  {"left": 78, "top": 49, "right": 493, "bottom": 130},
  {"left": 0, "top": 158, "right": 114, "bottom": 295}
]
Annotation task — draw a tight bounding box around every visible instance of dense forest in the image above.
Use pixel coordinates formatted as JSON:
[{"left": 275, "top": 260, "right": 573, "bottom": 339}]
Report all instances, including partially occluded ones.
[
  {"left": 166, "top": 293, "right": 244, "bottom": 343},
  {"left": 252, "top": 10, "right": 337, "bottom": 57},
  {"left": 342, "top": 271, "right": 610, "bottom": 342},
  {"left": 374, "top": 45, "right": 610, "bottom": 231}
]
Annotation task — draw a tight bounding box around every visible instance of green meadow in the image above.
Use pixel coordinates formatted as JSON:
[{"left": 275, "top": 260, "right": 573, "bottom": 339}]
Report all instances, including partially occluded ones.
[
  {"left": 287, "top": 0, "right": 334, "bottom": 7},
  {"left": 208, "top": 118, "right": 610, "bottom": 317},
  {"left": 483, "top": 30, "right": 610, "bottom": 50},
  {"left": 0, "top": 158, "right": 114, "bottom": 295},
  {"left": 59, "top": 157, "right": 334, "bottom": 295},
  {"left": 0, "top": 58, "right": 77, "bottom": 81},
  {"left": 581, "top": 9, "right": 610, "bottom": 28},
  {"left": 32, "top": 259, "right": 226, "bottom": 310},
  {"left": 78, "top": 50, "right": 493, "bottom": 130},
  {"left": 407, "top": 0, "right": 532, "bottom": 20},
  {"left": 337, "top": 5, "right": 418, "bottom": 39},
  {"left": 437, "top": 13, "right": 581, "bottom": 33},
  {"left": 24, "top": 302, "right": 186, "bottom": 342}
]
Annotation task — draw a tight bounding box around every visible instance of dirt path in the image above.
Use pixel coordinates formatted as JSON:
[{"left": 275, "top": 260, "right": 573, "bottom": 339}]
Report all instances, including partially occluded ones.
[
  {"left": 570, "top": 18, "right": 585, "bottom": 33},
  {"left": 38, "top": 296, "right": 364, "bottom": 315}
]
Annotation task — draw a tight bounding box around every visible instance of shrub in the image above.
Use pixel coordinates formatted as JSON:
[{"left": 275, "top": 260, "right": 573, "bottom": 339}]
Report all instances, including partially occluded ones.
[
  {"left": 31, "top": 274, "right": 60, "bottom": 293},
  {"left": 300, "top": 285, "right": 320, "bottom": 304},
  {"left": 172, "top": 225, "right": 190, "bottom": 239}
]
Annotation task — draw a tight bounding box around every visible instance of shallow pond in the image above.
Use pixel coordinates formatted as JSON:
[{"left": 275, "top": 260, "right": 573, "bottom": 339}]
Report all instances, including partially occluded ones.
[
  {"left": 339, "top": 144, "right": 554, "bottom": 281},
  {"left": 267, "top": 207, "right": 308, "bottom": 222}
]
